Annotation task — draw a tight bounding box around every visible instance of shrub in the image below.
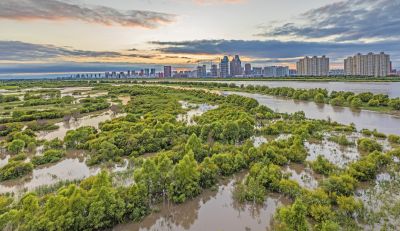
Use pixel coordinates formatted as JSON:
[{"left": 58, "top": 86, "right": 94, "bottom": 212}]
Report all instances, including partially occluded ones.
[
  {"left": 7, "top": 139, "right": 25, "bottom": 154},
  {"left": 350, "top": 97, "right": 363, "bottom": 108},
  {"left": 388, "top": 134, "right": 400, "bottom": 144},
  {"left": 310, "top": 155, "right": 336, "bottom": 175},
  {"left": 330, "top": 96, "right": 345, "bottom": 106},
  {"left": 357, "top": 138, "right": 382, "bottom": 153},
  {"left": 31, "top": 149, "right": 65, "bottom": 166},
  {"left": 0, "top": 161, "right": 33, "bottom": 181},
  {"left": 367, "top": 99, "right": 380, "bottom": 107}
]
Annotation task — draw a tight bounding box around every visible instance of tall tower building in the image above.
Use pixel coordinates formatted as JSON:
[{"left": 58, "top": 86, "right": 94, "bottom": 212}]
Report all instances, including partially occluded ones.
[
  {"left": 211, "top": 64, "right": 218, "bottom": 77},
  {"left": 244, "top": 63, "right": 252, "bottom": 76},
  {"left": 230, "top": 55, "right": 242, "bottom": 77},
  {"left": 197, "top": 65, "right": 207, "bottom": 78},
  {"left": 220, "top": 56, "right": 229, "bottom": 78},
  {"left": 344, "top": 52, "right": 390, "bottom": 77},
  {"left": 164, "top": 66, "right": 172, "bottom": 78}
]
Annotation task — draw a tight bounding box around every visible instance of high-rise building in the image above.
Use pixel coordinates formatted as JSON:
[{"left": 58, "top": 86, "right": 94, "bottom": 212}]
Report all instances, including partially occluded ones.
[
  {"left": 197, "top": 65, "right": 207, "bottom": 78},
  {"left": 344, "top": 52, "right": 390, "bottom": 77},
  {"left": 144, "top": 68, "right": 150, "bottom": 77},
  {"left": 253, "top": 67, "right": 263, "bottom": 76},
  {"left": 220, "top": 56, "right": 230, "bottom": 78},
  {"left": 211, "top": 64, "right": 218, "bottom": 77},
  {"left": 150, "top": 68, "right": 156, "bottom": 76},
  {"left": 230, "top": 55, "right": 242, "bottom": 77},
  {"left": 244, "top": 63, "right": 252, "bottom": 76},
  {"left": 296, "top": 56, "right": 330, "bottom": 76},
  {"left": 164, "top": 66, "right": 172, "bottom": 78},
  {"left": 263, "top": 66, "right": 289, "bottom": 77}
]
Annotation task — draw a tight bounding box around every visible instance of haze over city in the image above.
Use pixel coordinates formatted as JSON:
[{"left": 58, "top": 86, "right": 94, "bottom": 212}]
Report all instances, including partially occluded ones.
[{"left": 0, "top": 0, "right": 399, "bottom": 74}]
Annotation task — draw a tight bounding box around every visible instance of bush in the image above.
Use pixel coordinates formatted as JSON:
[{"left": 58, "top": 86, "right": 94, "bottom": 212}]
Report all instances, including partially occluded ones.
[
  {"left": 314, "top": 93, "right": 325, "bottom": 103},
  {"left": 350, "top": 97, "right": 362, "bottom": 108},
  {"left": 357, "top": 138, "right": 382, "bottom": 153},
  {"left": 367, "top": 99, "right": 380, "bottom": 107},
  {"left": 388, "top": 134, "right": 400, "bottom": 144},
  {"left": 31, "top": 149, "right": 65, "bottom": 166},
  {"left": 330, "top": 96, "right": 345, "bottom": 106},
  {"left": 0, "top": 161, "right": 33, "bottom": 181},
  {"left": 7, "top": 139, "right": 25, "bottom": 154},
  {"left": 310, "top": 155, "right": 336, "bottom": 175}
]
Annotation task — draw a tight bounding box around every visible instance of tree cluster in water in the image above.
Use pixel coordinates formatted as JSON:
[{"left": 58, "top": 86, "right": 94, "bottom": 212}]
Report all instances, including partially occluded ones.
[{"left": 0, "top": 82, "right": 399, "bottom": 230}]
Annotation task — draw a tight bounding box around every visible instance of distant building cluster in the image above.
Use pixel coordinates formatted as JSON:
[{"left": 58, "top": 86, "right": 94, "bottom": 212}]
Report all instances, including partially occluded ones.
[
  {"left": 105, "top": 68, "right": 159, "bottom": 78},
  {"left": 86, "top": 52, "right": 396, "bottom": 80},
  {"left": 344, "top": 52, "right": 390, "bottom": 77},
  {"left": 165, "top": 55, "right": 292, "bottom": 78}
]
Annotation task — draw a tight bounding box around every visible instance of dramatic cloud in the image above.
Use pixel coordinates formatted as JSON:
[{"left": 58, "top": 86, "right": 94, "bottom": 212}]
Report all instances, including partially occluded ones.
[
  {"left": 151, "top": 39, "right": 400, "bottom": 64},
  {"left": 0, "top": 41, "right": 122, "bottom": 61},
  {"left": 258, "top": 0, "right": 400, "bottom": 42},
  {"left": 0, "top": 41, "right": 161, "bottom": 61},
  {"left": 0, "top": 0, "right": 175, "bottom": 28}
]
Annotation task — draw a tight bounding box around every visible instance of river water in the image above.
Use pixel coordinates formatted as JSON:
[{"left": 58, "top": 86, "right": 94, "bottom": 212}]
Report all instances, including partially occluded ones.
[
  {"left": 206, "top": 81, "right": 400, "bottom": 98},
  {"left": 226, "top": 91, "right": 400, "bottom": 135},
  {"left": 114, "top": 172, "right": 290, "bottom": 231}
]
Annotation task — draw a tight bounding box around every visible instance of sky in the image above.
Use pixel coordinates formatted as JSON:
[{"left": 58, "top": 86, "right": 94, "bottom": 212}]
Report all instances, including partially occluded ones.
[{"left": 0, "top": 0, "right": 399, "bottom": 73}]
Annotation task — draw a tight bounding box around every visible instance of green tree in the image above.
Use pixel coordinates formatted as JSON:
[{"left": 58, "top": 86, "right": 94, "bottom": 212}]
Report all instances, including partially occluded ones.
[
  {"left": 276, "top": 199, "right": 309, "bottom": 231},
  {"left": 350, "top": 97, "right": 363, "bottom": 108},
  {"left": 314, "top": 93, "right": 325, "bottom": 103},
  {"left": 169, "top": 151, "right": 201, "bottom": 203},
  {"left": 198, "top": 157, "right": 218, "bottom": 188},
  {"left": 222, "top": 121, "right": 240, "bottom": 144},
  {"left": 7, "top": 139, "right": 25, "bottom": 154},
  {"left": 185, "top": 133, "right": 205, "bottom": 162}
]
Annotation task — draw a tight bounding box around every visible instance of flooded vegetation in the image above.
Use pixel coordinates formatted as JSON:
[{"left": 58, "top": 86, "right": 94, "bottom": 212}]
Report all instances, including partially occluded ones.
[
  {"left": 1, "top": 81, "right": 400, "bottom": 231},
  {"left": 114, "top": 172, "right": 290, "bottom": 231},
  {"left": 37, "top": 110, "right": 125, "bottom": 141}
]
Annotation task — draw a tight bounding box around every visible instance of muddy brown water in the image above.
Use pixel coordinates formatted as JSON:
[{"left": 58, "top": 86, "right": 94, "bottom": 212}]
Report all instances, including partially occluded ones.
[
  {"left": 36, "top": 110, "right": 125, "bottom": 141},
  {"left": 113, "top": 172, "right": 290, "bottom": 231}
]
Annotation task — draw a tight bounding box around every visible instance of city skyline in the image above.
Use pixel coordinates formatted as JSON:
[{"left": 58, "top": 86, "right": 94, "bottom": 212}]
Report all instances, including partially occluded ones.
[{"left": 0, "top": 0, "right": 399, "bottom": 74}]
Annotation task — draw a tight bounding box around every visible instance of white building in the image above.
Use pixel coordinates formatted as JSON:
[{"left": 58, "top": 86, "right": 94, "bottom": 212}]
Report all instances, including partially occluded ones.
[
  {"left": 296, "top": 56, "right": 330, "bottom": 76},
  {"left": 344, "top": 52, "right": 390, "bottom": 77},
  {"left": 263, "top": 66, "right": 289, "bottom": 77}
]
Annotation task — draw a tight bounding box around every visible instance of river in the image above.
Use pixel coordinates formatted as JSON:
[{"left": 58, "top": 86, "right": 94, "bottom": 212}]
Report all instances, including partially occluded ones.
[
  {"left": 204, "top": 81, "right": 400, "bottom": 98},
  {"left": 113, "top": 172, "right": 290, "bottom": 231},
  {"left": 226, "top": 91, "right": 400, "bottom": 135}
]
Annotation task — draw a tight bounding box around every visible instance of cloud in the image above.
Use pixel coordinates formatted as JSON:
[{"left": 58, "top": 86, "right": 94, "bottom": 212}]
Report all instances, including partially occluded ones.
[
  {"left": 257, "top": 0, "right": 400, "bottom": 42},
  {"left": 0, "top": 0, "right": 175, "bottom": 28},
  {"left": 0, "top": 41, "right": 160, "bottom": 61},
  {"left": 151, "top": 39, "right": 400, "bottom": 65},
  {"left": 193, "top": 0, "right": 245, "bottom": 4}
]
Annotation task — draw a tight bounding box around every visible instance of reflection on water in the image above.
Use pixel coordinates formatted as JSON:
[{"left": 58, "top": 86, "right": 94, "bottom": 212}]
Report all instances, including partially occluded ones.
[
  {"left": 177, "top": 101, "right": 218, "bottom": 125},
  {"left": 284, "top": 164, "right": 319, "bottom": 189},
  {"left": 114, "top": 173, "right": 290, "bottom": 231},
  {"left": 37, "top": 110, "right": 125, "bottom": 141},
  {"left": 305, "top": 134, "right": 360, "bottom": 168},
  {"left": 0, "top": 155, "right": 100, "bottom": 194},
  {"left": 227, "top": 92, "right": 400, "bottom": 135},
  {"left": 251, "top": 136, "right": 268, "bottom": 147},
  {"left": 211, "top": 81, "right": 400, "bottom": 98}
]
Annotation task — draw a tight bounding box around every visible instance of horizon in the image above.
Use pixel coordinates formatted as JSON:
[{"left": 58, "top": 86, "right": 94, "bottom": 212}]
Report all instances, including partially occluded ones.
[{"left": 1, "top": 0, "right": 399, "bottom": 74}]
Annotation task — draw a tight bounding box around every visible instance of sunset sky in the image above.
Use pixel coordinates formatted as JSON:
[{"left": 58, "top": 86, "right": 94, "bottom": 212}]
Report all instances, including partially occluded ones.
[{"left": 0, "top": 0, "right": 399, "bottom": 73}]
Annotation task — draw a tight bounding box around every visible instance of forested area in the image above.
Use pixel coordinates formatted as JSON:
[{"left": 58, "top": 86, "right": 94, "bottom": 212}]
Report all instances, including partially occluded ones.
[{"left": 0, "top": 82, "right": 399, "bottom": 230}]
